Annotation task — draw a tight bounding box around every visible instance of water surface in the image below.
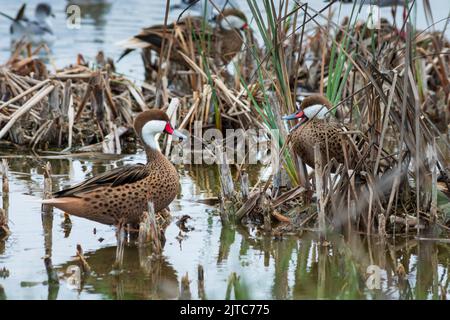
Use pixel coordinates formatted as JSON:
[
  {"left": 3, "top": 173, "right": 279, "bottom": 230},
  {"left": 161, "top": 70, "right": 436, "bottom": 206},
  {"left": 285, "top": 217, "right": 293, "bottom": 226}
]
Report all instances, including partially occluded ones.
[{"left": 0, "top": 150, "right": 449, "bottom": 299}]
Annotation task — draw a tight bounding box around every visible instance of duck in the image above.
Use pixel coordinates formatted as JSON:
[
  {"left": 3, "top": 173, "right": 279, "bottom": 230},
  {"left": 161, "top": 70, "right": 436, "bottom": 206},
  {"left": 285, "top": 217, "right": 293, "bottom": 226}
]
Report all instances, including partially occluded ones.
[
  {"left": 283, "top": 95, "right": 347, "bottom": 171},
  {"left": 0, "top": 3, "right": 55, "bottom": 48},
  {"left": 42, "top": 110, "right": 187, "bottom": 226},
  {"left": 116, "top": 8, "right": 249, "bottom": 67}
]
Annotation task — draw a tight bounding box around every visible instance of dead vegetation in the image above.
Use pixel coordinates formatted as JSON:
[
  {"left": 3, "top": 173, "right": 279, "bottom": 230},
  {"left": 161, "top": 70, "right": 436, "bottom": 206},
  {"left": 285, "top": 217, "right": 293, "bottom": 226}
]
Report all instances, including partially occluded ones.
[
  {"left": 204, "top": 1, "right": 450, "bottom": 238},
  {"left": 0, "top": 44, "right": 147, "bottom": 153}
]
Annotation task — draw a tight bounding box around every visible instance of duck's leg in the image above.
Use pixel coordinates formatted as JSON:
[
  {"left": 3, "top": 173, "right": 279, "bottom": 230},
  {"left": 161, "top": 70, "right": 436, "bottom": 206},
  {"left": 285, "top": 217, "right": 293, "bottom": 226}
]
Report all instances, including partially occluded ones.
[{"left": 124, "top": 224, "right": 140, "bottom": 233}]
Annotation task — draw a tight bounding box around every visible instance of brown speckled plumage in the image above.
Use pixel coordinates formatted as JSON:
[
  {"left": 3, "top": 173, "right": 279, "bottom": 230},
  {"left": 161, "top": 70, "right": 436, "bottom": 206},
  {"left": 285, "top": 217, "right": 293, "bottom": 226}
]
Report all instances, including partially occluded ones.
[
  {"left": 291, "top": 118, "right": 346, "bottom": 168},
  {"left": 44, "top": 110, "right": 180, "bottom": 225},
  {"left": 289, "top": 95, "right": 348, "bottom": 169}
]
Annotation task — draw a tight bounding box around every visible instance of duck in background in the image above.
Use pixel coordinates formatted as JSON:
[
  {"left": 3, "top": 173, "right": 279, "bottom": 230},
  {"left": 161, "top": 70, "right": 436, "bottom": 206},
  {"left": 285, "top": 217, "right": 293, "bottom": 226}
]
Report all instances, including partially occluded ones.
[
  {"left": 116, "top": 8, "right": 249, "bottom": 67},
  {"left": 0, "top": 3, "right": 56, "bottom": 49}
]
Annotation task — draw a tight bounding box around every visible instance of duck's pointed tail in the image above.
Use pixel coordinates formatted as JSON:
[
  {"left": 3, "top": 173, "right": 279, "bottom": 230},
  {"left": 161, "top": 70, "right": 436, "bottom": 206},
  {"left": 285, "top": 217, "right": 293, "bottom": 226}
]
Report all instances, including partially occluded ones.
[{"left": 41, "top": 197, "right": 86, "bottom": 215}]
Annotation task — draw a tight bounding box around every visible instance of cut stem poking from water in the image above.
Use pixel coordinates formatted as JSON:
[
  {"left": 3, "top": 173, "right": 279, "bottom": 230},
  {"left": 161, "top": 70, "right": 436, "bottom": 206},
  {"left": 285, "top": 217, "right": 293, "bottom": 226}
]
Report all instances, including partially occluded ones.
[
  {"left": 180, "top": 272, "right": 192, "bottom": 300},
  {"left": 41, "top": 162, "right": 53, "bottom": 215},
  {"left": 0, "top": 208, "right": 10, "bottom": 239},
  {"left": 138, "top": 202, "right": 162, "bottom": 255}
]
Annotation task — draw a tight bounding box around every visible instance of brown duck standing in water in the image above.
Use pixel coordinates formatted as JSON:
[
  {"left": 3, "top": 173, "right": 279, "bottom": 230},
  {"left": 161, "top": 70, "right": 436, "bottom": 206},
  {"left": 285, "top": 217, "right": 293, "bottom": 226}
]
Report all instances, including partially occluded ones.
[
  {"left": 283, "top": 95, "right": 347, "bottom": 170},
  {"left": 116, "top": 8, "right": 249, "bottom": 66},
  {"left": 42, "top": 110, "right": 186, "bottom": 226}
]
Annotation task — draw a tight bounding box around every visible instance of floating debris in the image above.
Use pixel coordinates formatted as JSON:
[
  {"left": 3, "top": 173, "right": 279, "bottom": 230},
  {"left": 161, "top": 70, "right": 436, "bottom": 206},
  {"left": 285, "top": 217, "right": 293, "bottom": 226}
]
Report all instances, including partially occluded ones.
[{"left": 176, "top": 214, "right": 193, "bottom": 232}]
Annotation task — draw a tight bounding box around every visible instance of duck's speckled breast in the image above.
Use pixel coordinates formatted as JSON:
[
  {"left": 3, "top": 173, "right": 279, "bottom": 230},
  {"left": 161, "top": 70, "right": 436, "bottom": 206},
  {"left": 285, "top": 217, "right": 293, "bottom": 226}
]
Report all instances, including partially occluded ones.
[
  {"left": 291, "top": 119, "right": 346, "bottom": 168},
  {"left": 146, "top": 153, "right": 180, "bottom": 213}
]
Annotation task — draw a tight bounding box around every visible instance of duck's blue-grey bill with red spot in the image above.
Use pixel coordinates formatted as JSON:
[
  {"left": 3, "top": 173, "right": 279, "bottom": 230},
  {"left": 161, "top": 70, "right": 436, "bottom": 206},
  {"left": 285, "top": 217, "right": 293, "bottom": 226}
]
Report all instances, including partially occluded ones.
[
  {"left": 282, "top": 110, "right": 305, "bottom": 121},
  {"left": 173, "top": 130, "right": 187, "bottom": 142}
]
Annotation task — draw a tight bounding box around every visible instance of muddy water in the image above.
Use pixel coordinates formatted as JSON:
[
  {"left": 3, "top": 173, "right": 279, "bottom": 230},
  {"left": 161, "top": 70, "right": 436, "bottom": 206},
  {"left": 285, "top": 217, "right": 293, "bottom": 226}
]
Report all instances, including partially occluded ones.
[{"left": 0, "top": 150, "right": 449, "bottom": 300}]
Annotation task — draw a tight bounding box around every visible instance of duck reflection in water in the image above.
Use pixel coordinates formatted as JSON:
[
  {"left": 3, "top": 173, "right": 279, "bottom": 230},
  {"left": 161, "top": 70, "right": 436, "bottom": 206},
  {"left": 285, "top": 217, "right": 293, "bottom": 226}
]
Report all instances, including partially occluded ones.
[{"left": 60, "top": 245, "right": 179, "bottom": 299}]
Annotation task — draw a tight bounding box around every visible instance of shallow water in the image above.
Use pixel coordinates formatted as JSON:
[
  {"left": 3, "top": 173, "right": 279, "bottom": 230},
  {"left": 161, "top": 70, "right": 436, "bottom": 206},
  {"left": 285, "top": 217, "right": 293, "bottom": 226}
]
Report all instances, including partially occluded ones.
[
  {"left": 0, "top": 0, "right": 450, "bottom": 300},
  {"left": 0, "top": 150, "right": 449, "bottom": 300}
]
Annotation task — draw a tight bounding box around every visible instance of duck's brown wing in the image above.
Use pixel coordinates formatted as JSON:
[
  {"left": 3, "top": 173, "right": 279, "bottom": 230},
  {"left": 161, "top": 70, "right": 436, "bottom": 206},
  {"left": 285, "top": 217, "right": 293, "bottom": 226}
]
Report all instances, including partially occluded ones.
[
  {"left": 117, "top": 16, "right": 216, "bottom": 61},
  {"left": 54, "top": 164, "right": 150, "bottom": 198}
]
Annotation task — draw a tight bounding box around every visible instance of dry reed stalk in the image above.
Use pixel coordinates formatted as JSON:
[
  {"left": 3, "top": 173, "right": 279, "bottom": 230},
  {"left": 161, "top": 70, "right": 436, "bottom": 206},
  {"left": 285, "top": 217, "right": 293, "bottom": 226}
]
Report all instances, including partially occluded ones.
[
  {"left": 197, "top": 265, "right": 206, "bottom": 300},
  {"left": 138, "top": 202, "right": 162, "bottom": 254},
  {"left": 430, "top": 139, "right": 438, "bottom": 222},
  {"left": 164, "top": 98, "right": 180, "bottom": 156},
  {"left": 114, "top": 222, "right": 126, "bottom": 269},
  {"left": 44, "top": 256, "right": 59, "bottom": 285},
  {"left": 262, "top": 192, "right": 272, "bottom": 233},
  {"left": 178, "top": 94, "right": 200, "bottom": 130},
  {"left": 76, "top": 244, "right": 91, "bottom": 275},
  {"left": 41, "top": 162, "right": 53, "bottom": 215},
  {"left": 0, "top": 84, "right": 55, "bottom": 139},
  {"left": 378, "top": 213, "right": 386, "bottom": 238},
  {"left": 0, "top": 79, "right": 50, "bottom": 111},
  {"left": 138, "top": 211, "right": 151, "bottom": 247},
  {"left": 240, "top": 171, "right": 249, "bottom": 201},
  {"left": 0, "top": 208, "right": 10, "bottom": 238},
  {"left": 127, "top": 83, "right": 148, "bottom": 111},
  {"left": 1, "top": 159, "right": 9, "bottom": 195},
  {"left": 180, "top": 272, "right": 192, "bottom": 300},
  {"left": 314, "top": 145, "right": 326, "bottom": 241}
]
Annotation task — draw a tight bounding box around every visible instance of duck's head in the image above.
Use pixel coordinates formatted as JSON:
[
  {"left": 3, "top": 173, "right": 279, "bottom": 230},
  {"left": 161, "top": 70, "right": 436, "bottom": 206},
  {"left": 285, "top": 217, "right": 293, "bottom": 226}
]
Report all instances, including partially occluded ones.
[
  {"left": 216, "top": 8, "right": 249, "bottom": 31},
  {"left": 283, "top": 95, "right": 332, "bottom": 123},
  {"left": 36, "top": 3, "right": 54, "bottom": 19},
  {"left": 134, "top": 109, "right": 187, "bottom": 151}
]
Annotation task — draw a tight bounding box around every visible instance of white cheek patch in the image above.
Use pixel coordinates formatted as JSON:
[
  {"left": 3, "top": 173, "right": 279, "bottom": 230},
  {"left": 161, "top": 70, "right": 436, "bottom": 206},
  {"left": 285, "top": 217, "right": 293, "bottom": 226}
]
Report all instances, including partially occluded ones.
[
  {"left": 141, "top": 120, "right": 167, "bottom": 150},
  {"left": 304, "top": 104, "right": 329, "bottom": 119},
  {"left": 220, "top": 16, "right": 245, "bottom": 30}
]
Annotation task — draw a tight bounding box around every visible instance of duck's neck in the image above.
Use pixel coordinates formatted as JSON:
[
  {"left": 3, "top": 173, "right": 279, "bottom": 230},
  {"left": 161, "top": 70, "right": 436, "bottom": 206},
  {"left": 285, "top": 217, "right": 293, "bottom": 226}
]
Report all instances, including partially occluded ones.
[
  {"left": 141, "top": 129, "right": 163, "bottom": 162},
  {"left": 144, "top": 146, "right": 163, "bottom": 162}
]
